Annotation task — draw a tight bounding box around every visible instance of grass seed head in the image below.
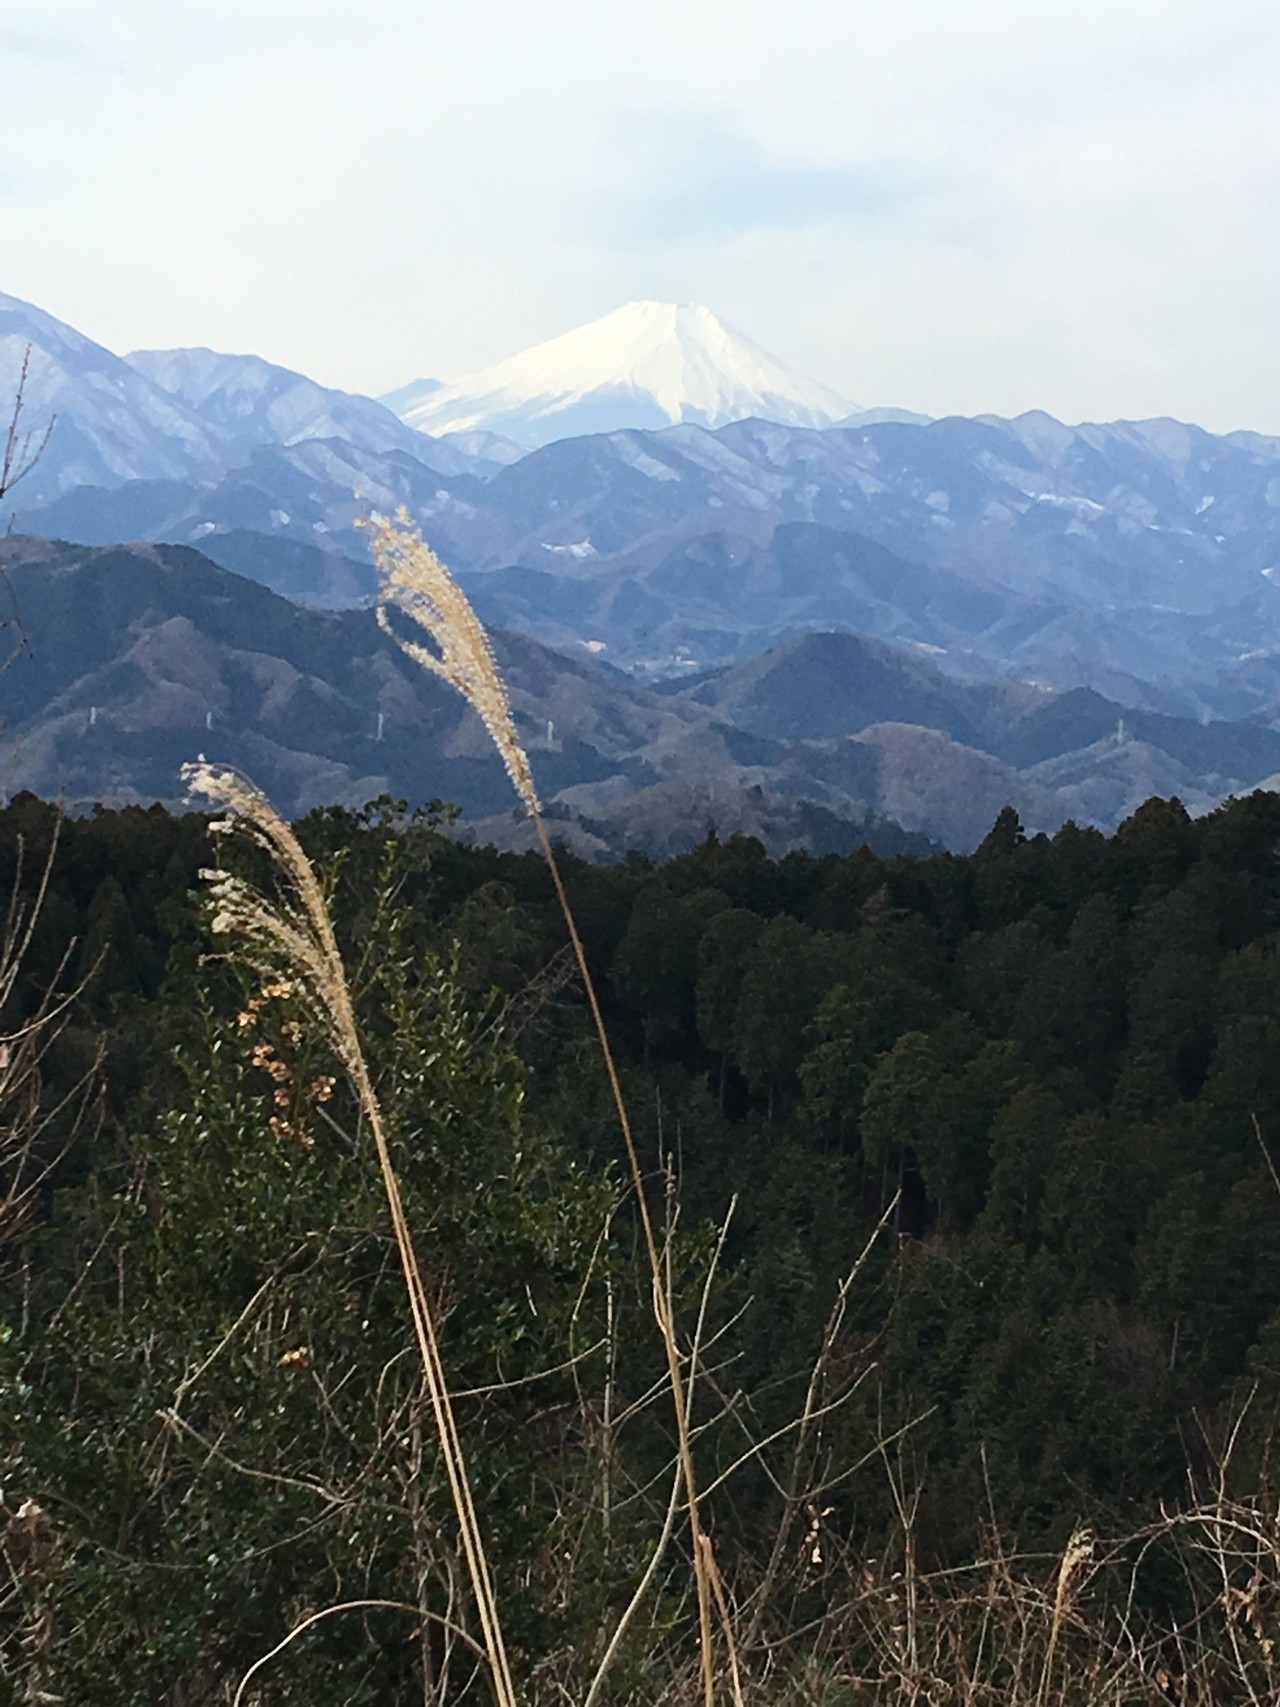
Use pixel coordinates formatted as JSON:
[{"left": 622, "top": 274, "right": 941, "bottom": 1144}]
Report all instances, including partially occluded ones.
[
  {"left": 181, "top": 761, "right": 363, "bottom": 1082},
  {"left": 365, "top": 510, "right": 539, "bottom": 814}
]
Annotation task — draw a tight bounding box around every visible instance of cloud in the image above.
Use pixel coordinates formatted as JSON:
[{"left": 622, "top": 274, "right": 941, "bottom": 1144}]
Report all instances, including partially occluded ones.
[
  {"left": 0, "top": 21, "right": 120, "bottom": 70},
  {"left": 596, "top": 116, "right": 921, "bottom": 247}
]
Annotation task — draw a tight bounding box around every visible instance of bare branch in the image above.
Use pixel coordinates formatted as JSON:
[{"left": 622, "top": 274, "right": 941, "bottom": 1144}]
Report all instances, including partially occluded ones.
[{"left": 1, "top": 345, "right": 55, "bottom": 510}]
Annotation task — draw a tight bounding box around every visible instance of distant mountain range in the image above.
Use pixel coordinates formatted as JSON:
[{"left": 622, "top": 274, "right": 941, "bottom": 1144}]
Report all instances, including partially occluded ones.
[
  {"left": 8, "top": 285, "right": 1280, "bottom": 733},
  {"left": 0, "top": 290, "right": 516, "bottom": 504},
  {"left": 128, "top": 345, "right": 483, "bottom": 468},
  {"left": 4, "top": 537, "right": 1279, "bottom": 855},
  {"left": 25, "top": 404, "right": 1280, "bottom": 719}
]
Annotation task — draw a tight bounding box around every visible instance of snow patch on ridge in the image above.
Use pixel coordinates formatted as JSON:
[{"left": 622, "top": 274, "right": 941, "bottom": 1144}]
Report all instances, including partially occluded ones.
[{"left": 542, "top": 539, "right": 598, "bottom": 559}]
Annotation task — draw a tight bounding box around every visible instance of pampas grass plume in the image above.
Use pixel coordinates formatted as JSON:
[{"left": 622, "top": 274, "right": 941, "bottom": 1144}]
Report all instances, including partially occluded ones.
[
  {"left": 366, "top": 510, "right": 538, "bottom": 813},
  {"left": 361, "top": 513, "right": 720, "bottom": 1707},
  {"left": 181, "top": 758, "right": 518, "bottom": 1707}
]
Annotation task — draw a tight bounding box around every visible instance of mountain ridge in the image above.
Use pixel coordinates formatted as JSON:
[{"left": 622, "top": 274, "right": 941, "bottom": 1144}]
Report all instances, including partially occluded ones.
[
  {"left": 2, "top": 535, "right": 1275, "bottom": 853},
  {"left": 11, "top": 286, "right": 1280, "bottom": 720},
  {"left": 0, "top": 290, "right": 510, "bottom": 496}
]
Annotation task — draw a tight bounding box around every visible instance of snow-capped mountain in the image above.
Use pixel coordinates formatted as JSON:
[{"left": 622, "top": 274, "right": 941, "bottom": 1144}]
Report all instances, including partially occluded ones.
[
  {"left": 0, "top": 286, "right": 523, "bottom": 508},
  {"left": 0, "top": 290, "right": 225, "bottom": 500},
  {"left": 386, "top": 301, "right": 856, "bottom": 446},
  {"left": 125, "top": 347, "right": 527, "bottom": 478},
  {"left": 127, "top": 346, "right": 435, "bottom": 460}
]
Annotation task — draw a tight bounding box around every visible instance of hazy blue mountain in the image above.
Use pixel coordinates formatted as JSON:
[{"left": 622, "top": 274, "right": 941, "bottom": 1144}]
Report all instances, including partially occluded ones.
[
  {"left": 21, "top": 440, "right": 486, "bottom": 569},
  {"left": 433, "top": 427, "right": 527, "bottom": 468},
  {"left": 0, "top": 291, "right": 223, "bottom": 499},
  {"left": 666, "top": 628, "right": 1038, "bottom": 747},
  {"left": 126, "top": 347, "right": 525, "bottom": 479},
  {"left": 20, "top": 405, "right": 1280, "bottom": 714},
  {"left": 836, "top": 406, "right": 933, "bottom": 427},
  {"left": 127, "top": 346, "right": 469, "bottom": 468},
  {"left": 427, "top": 411, "right": 1280, "bottom": 611},
  {"left": 0, "top": 289, "right": 512, "bottom": 519},
  {"left": 192, "top": 530, "right": 376, "bottom": 608},
  {"left": 458, "top": 520, "right": 1062, "bottom": 684},
  {"left": 417, "top": 413, "right": 1280, "bottom": 709},
  {"left": 380, "top": 375, "right": 444, "bottom": 416},
  {"left": 676, "top": 634, "right": 1280, "bottom": 788}
]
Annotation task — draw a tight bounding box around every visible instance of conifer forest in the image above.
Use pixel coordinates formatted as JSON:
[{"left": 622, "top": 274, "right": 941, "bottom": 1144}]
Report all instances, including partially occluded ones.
[{"left": 4, "top": 781, "right": 1280, "bottom": 1703}]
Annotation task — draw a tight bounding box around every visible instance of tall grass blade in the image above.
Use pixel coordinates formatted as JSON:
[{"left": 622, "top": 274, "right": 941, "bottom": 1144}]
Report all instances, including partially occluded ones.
[
  {"left": 368, "top": 512, "right": 720, "bottom": 1707},
  {"left": 182, "top": 761, "right": 518, "bottom": 1707}
]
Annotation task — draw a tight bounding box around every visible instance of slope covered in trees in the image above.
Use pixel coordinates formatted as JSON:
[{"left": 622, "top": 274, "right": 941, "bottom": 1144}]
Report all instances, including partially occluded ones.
[{"left": 4, "top": 788, "right": 1280, "bottom": 1701}]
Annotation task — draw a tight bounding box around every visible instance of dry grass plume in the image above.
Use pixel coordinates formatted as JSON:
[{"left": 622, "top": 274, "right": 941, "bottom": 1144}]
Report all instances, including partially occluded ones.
[
  {"left": 182, "top": 760, "right": 518, "bottom": 1707},
  {"left": 368, "top": 510, "right": 720, "bottom": 1707}
]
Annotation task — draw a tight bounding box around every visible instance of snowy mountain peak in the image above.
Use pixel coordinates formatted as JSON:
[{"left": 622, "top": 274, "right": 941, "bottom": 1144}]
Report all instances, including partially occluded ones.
[
  {"left": 384, "top": 301, "right": 856, "bottom": 447},
  {"left": 0, "top": 289, "right": 225, "bottom": 500},
  {"left": 127, "top": 344, "right": 426, "bottom": 459}
]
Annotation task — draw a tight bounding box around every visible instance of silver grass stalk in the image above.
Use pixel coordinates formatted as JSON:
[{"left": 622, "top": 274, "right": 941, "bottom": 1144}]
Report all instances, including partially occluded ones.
[
  {"left": 367, "top": 515, "right": 719, "bottom": 1707},
  {"left": 367, "top": 509, "right": 538, "bottom": 813},
  {"left": 181, "top": 761, "right": 518, "bottom": 1707},
  {"left": 1039, "top": 1524, "right": 1094, "bottom": 1706}
]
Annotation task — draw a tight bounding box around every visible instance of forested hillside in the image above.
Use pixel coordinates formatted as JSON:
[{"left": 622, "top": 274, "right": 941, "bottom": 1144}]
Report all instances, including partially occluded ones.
[{"left": 4, "top": 787, "right": 1280, "bottom": 1702}]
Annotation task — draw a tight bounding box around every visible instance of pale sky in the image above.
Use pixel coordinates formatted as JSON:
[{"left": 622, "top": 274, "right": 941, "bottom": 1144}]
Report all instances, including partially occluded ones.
[{"left": 3, "top": 0, "right": 1279, "bottom": 433}]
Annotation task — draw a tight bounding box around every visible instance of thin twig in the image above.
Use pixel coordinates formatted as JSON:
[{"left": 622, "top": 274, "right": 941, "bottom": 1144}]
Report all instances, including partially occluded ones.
[{"left": 231, "top": 1598, "right": 487, "bottom": 1707}]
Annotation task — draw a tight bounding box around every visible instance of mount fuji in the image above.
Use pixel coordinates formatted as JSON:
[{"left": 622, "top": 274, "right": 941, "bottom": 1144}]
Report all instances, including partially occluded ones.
[{"left": 383, "top": 301, "right": 856, "bottom": 447}]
